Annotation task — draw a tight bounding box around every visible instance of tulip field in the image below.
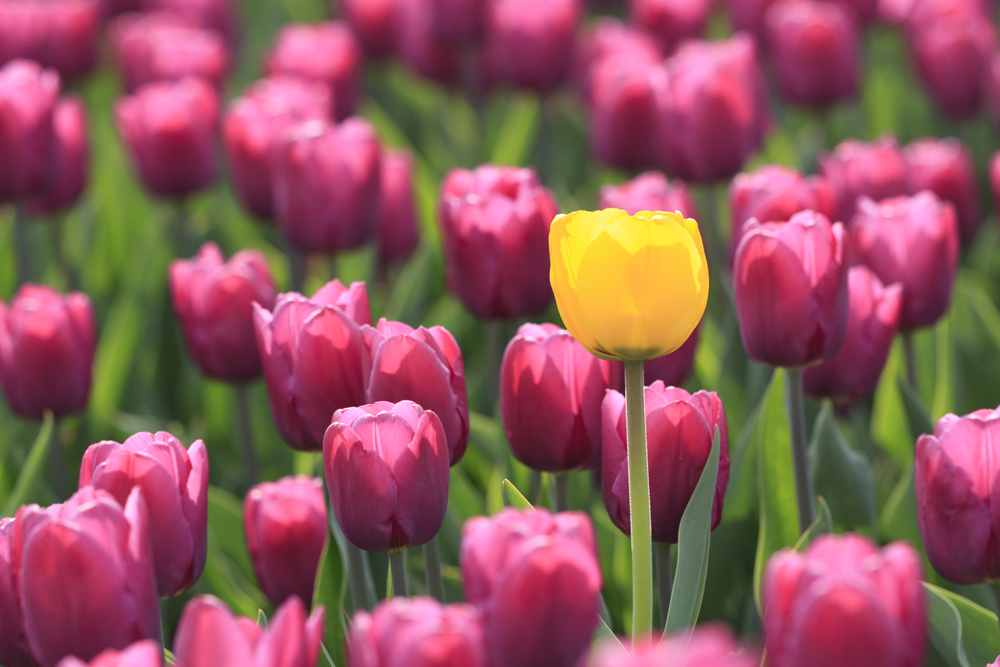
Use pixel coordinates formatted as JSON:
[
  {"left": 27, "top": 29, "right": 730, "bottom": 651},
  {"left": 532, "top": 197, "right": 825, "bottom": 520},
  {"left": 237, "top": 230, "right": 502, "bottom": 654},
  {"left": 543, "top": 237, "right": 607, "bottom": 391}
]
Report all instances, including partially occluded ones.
[{"left": 6, "top": 0, "right": 1000, "bottom": 664}]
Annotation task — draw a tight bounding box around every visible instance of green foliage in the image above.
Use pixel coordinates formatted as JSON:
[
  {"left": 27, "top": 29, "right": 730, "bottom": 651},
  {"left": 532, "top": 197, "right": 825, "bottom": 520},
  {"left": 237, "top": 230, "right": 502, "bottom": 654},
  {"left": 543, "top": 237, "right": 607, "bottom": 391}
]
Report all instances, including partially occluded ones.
[
  {"left": 924, "top": 583, "right": 1000, "bottom": 667},
  {"left": 809, "top": 403, "right": 877, "bottom": 534}
]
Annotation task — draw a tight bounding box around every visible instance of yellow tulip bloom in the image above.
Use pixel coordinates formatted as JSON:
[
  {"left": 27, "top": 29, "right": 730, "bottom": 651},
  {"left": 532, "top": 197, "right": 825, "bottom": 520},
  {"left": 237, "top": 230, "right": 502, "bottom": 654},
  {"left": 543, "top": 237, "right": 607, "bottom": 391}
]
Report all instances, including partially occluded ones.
[{"left": 549, "top": 208, "right": 709, "bottom": 361}]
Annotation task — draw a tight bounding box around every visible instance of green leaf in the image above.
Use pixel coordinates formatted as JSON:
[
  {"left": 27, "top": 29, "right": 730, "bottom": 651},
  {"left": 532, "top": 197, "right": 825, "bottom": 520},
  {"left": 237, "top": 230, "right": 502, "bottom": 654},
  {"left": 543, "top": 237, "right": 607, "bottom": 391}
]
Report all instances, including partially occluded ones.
[
  {"left": 792, "top": 496, "right": 833, "bottom": 552},
  {"left": 313, "top": 532, "right": 347, "bottom": 667},
  {"left": 2, "top": 412, "right": 54, "bottom": 517},
  {"left": 489, "top": 93, "right": 540, "bottom": 167},
  {"left": 878, "top": 461, "right": 922, "bottom": 548},
  {"left": 501, "top": 479, "right": 534, "bottom": 510},
  {"left": 808, "top": 403, "right": 877, "bottom": 532},
  {"left": 897, "top": 377, "right": 935, "bottom": 439},
  {"left": 207, "top": 486, "right": 256, "bottom": 581},
  {"left": 923, "top": 583, "right": 1000, "bottom": 667},
  {"left": 664, "top": 426, "right": 721, "bottom": 634},
  {"left": 870, "top": 340, "right": 914, "bottom": 466}
]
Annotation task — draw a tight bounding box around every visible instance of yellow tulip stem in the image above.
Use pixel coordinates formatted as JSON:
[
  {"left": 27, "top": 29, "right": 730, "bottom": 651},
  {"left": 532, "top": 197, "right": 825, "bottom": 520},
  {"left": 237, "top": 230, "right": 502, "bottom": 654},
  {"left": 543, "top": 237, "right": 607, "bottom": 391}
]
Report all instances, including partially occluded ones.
[
  {"left": 786, "top": 368, "right": 815, "bottom": 535},
  {"left": 624, "top": 359, "right": 653, "bottom": 640}
]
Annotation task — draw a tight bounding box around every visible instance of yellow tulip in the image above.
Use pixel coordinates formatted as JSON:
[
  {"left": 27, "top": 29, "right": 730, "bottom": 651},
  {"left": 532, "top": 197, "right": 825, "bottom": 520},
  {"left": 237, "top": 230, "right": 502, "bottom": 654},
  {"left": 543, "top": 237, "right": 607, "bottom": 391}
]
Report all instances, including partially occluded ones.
[{"left": 549, "top": 208, "right": 709, "bottom": 361}]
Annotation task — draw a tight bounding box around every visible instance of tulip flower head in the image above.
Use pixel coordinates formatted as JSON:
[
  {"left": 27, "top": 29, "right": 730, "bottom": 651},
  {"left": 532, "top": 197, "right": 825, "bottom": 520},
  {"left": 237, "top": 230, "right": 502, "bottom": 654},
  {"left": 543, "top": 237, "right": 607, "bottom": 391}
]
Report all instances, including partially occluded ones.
[
  {"left": 0, "top": 59, "right": 59, "bottom": 202},
  {"left": 56, "top": 640, "right": 162, "bottom": 667},
  {"left": 819, "top": 135, "right": 911, "bottom": 223},
  {"left": 0, "top": 0, "right": 99, "bottom": 81},
  {"left": 23, "top": 96, "right": 89, "bottom": 216},
  {"left": 590, "top": 626, "right": 757, "bottom": 667},
  {"left": 0, "top": 518, "right": 32, "bottom": 667},
  {"left": 341, "top": 0, "right": 400, "bottom": 57},
  {"left": 598, "top": 172, "right": 698, "bottom": 219},
  {"left": 904, "top": 137, "right": 980, "bottom": 244}
]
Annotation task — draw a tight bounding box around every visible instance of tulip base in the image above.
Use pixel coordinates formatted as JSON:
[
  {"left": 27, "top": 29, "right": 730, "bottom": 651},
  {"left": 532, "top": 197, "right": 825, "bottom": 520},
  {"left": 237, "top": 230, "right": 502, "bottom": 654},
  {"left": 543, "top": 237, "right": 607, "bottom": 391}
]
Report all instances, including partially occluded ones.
[
  {"left": 655, "top": 542, "right": 672, "bottom": 629},
  {"left": 389, "top": 550, "right": 407, "bottom": 598},
  {"left": 786, "top": 369, "right": 815, "bottom": 534},
  {"left": 422, "top": 536, "right": 446, "bottom": 602},
  {"left": 624, "top": 359, "right": 653, "bottom": 640},
  {"left": 234, "top": 384, "right": 258, "bottom": 487}
]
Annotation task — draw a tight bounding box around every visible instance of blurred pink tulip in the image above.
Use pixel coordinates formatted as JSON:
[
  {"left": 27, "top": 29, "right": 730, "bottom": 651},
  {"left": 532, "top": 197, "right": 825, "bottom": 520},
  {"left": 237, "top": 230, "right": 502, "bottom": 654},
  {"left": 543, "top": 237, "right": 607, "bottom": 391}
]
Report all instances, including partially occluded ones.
[
  {"left": 630, "top": 0, "right": 712, "bottom": 51},
  {"left": 429, "top": 0, "right": 486, "bottom": 44},
  {"left": 23, "top": 96, "right": 88, "bottom": 216},
  {"left": 341, "top": 0, "right": 400, "bottom": 58},
  {"left": 0, "top": 59, "right": 59, "bottom": 201},
  {"left": 591, "top": 626, "right": 758, "bottom": 667},
  {"left": 644, "top": 326, "right": 700, "bottom": 387},
  {"left": 0, "top": 518, "right": 32, "bottom": 667},
  {"left": 56, "top": 640, "right": 162, "bottom": 667},
  {"left": 399, "top": 0, "right": 460, "bottom": 84},
  {"left": 573, "top": 17, "right": 662, "bottom": 101},
  {"left": 904, "top": 137, "right": 980, "bottom": 244},
  {"left": 140, "top": 0, "right": 238, "bottom": 43},
  {"left": 0, "top": 0, "right": 98, "bottom": 81},
  {"left": 728, "top": 0, "right": 877, "bottom": 34},
  {"left": 598, "top": 171, "right": 698, "bottom": 218},
  {"left": 376, "top": 149, "right": 420, "bottom": 267},
  {"left": 818, "top": 135, "right": 911, "bottom": 222},
  {"left": 588, "top": 55, "right": 665, "bottom": 171},
  {"left": 480, "top": 0, "right": 580, "bottom": 92}
]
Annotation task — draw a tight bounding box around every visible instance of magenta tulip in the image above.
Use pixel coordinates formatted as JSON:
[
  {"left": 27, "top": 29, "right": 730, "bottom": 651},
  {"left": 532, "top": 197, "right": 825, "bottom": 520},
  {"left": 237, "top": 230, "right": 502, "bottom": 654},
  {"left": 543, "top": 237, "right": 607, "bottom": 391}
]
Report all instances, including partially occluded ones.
[
  {"left": 818, "top": 135, "right": 911, "bottom": 223},
  {"left": 429, "top": 0, "right": 486, "bottom": 44},
  {"left": 727, "top": 0, "right": 876, "bottom": 35},
  {"left": 323, "top": 401, "right": 450, "bottom": 552},
  {"left": 341, "top": 0, "right": 399, "bottom": 57},
  {"left": 24, "top": 96, "right": 88, "bottom": 216},
  {"left": 762, "top": 534, "right": 925, "bottom": 667},
  {"left": 0, "top": 59, "right": 59, "bottom": 202},
  {"left": 139, "top": 0, "right": 239, "bottom": 44},
  {"left": 0, "top": 284, "right": 95, "bottom": 419},
  {"left": 598, "top": 171, "right": 697, "bottom": 218},
  {"left": 574, "top": 17, "right": 662, "bottom": 100},
  {"left": 849, "top": 192, "right": 959, "bottom": 331},
  {"left": 0, "top": 0, "right": 98, "bottom": 81},
  {"left": 253, "top": 279, "right": 371, "bottom": 451},
  {"left": 733, "top": 210, "right": 849, "bottom": 367},
  {"left": 591, "top": 626, "right": 757, "bottom": 667},
  {"left": 169, "top": 242, "right": 277, "bottom": 383},
  {"left": 376, "top": 148, "right": 420, "bottom": 267},
  {"left": 114, "top": 77, "right": 219, "bottom": 199},
  {"left": 265, "top": 22, "right": 362, "bottom": 121},
  {"left": 273, "top": 117, "right": 381, "bottom": 254},
  {"left": 439, "top": 164, "right": 558, "bottom": 319},
  {"left": 905, "top": 137, "right": 980, "bottom": 244},
  {"left": 56, "top": 640, "right": 162, "bottom": 667},
  {"left": 244, "top": 475, "right": 328, "bottom": 608},
  {"left": 11, "top": 487, "right": 160, "bottom": 667},
  {"left": 364, "top": 319, "right": 469, "bottom": 465},
  {"left": 347, "top": 597, "right": 487, "bottom": 667},
  {"left": 172, "top": 595, "right": 324, "bottom": 667},
  {"left": 588, "top": 55, "right": 665, "bottom": 171},
  {"left": 644, "top": 325, "right": 699, "bottom": 388},
  {"left": 0, "top": 518, "right": 31, "bottom": 667},
  {"left": 479, "top": 0, "right": 579, "bottom": 92},
  {"left": 630, "top": 0, "right": 711, "bottom": 51},
  {"left": 398, "top": 0, "right": 460, "bottom": 84}
]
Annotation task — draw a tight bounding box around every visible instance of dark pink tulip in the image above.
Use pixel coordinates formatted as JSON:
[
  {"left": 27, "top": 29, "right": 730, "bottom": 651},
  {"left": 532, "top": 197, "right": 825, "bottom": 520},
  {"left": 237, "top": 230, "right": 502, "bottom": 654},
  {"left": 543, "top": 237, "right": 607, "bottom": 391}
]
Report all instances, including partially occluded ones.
[
  {"left": 273, "top": 118, "right": 381, "bottom": 254},
  {"left": 376, "top": 149, "right": 420, "bottom": 267},
  {"left": 588, "top": 54, "right": 665, "bottom": 171},
  {"left": 253, "top": 279, "right": 371, "bottom": 452},
  {"left": 762, "top": 534, "right": 925, "bottom": 667},
  {"left": 850, "top": 192, "right": 959, "bottom": 331},
  {"left": 658, "top": 35, "right": 770, "bottom": 182},
  {"left": 429, "top": 0, "right": 486, "bottom": 44},
  {"left": 12, "top": 487, "right": 160, "bottom": 667},
  {"left": 398, "top": 0, "right": 460, "bottom": 84},
  {"left": 244, "top": 475, "right": 328, "bottom": 608},
  {"left": 364, "top": 319, "right": 469, "bottom": 465},
  {"left": 0, "top": 284, "right": 95, "bottom": 419},
  {"left": 341, "top": 0, "right": 400, "bottom": 58},
  {"left": 110, "top": 13, "right": 229, "bottom": 93},
  {"left": 905, "top": 137, "right": 980, "bottom": 244},
  {"left": 173, "top": 595, "right": 324, "bottom": 667},
  {"left": 728, "top": 0, "right": 877, "bottom": 34},
  {"left": 24, "top": 96, "right": 89, "bottom": 216},
  {"left": 439, "top": 165, "right": 558, "bottom": 319},
  {"left": 602, "top": 382, "right": 729, "bottom": 543},
  {"left": 323, "top": 400, "right": 450, "bottom": 552},
  {"left": 347, "top": 597, "right": 487, "bottom": 667},
  {"left": 169, "top": 242, "right": 277, "bottom": 383},
  {"left": 0, "top": 518, "right": 31, "bottom": 667},
  {"left": 0, "top": 59, "right": 58, "bottom": 202},
  {"left": 630, "top": 0, "right": 712, "bottom": 51},
  {"left": 0, "top": 0, "right": 98, "bottom": 81},
  {"left": 460, "top": 508, "right": 601, "bottom": 667},
  {"left": 265, "top": 22, "right": 362, "bottom": 121},
  {"left": 573, "top": 17, "right": 662, "bottom": 99},
  {"left": 591, "top": 626, "right": 758, "bottom": 667},
  {"left": 222, "top": 76, "right": 331, "bottom": 221},
  {"left": 916, "top": 407, "right": 1000, "bottom": 584},
  {"left": 803, "top": 266, "right": 902, "bottom": 403},
  {"left": 818, "top": 135, "right": 912, "bottom": 223},
  {"left": 644, "top": 325, "right": 699, "bottom": 387},
  {"left": 734, "top": 210, "right": 849, "bottom": 367},
  {"left": 114, "top": 77, "right": 219, "bottom": 200},
  {"left": 140, "top": 0, "right": 239, "bottom": 44},
  {"left": 500, "top": 323, "right": 619, "bottom": 472},
  {"left": 56, "top": 640, "right": 162, "bottom": 667},
  {"left": 598, "top": 171, "right": 698, "bottom": 218}
]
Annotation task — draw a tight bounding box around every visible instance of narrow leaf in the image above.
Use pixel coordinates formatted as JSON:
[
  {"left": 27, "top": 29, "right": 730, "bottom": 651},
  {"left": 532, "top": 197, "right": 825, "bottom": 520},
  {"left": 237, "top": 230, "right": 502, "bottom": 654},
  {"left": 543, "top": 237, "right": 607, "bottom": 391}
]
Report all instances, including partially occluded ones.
[
  {"left": 897, "top": 377, "right": 935, "bottom": 438},
  {"left": 923, "top": 583, "right": 1000, "bottom": 667},
  {"left": 501, "top": 479, "right": 535, "bottom": 510},
  {"left": 313, "top": 534, "right": 347, "bottom": 667},
  {"left": 808, "top": 403, "right": 877, "bottom": 532},
  {"left": 2, "top": 411, "right": 54, "bottom": 517},
  {"left": 792, "top": 497, "right": 833, "bottom": 552}
]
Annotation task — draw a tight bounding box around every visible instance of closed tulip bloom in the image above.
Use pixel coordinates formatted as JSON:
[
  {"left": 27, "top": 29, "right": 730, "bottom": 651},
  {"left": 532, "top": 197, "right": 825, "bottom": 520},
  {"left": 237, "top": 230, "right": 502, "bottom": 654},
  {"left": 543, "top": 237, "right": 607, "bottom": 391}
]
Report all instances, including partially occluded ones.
[
  {"left": 916, "top": 407, "right": 1000, "bottom": 584},
  {"left": 644, "top": 325, "right": 699, "bottom": 387},
  {"left": 347, "top": 597, "right": 487, "bottom": 667},
  {"left": 905, "top": 137, "right": 980, "bottom": 244},
  {"left": 658, "top": 35, "right": 770, "bottom": 182},
  {"left": 114, "top": 77, "right": 219, "bottom": 199},
  {"left": 0, "top": 284, "right": 95, "bottom": 419},
  {"left": 364, "top": 319, "right": 469, "bottom": 465},
  {"left": 253, "top": 279, "right": 371, "bottom": 451},
  {"left": 734, "top": 210, "right": 848, "bottom": 367},
  {"left": 588, "top": 55, "right": 666, "bottom": 171},
  {"left": 500, "top": 323, "right": 619, "bottom": 472},
  {"left": 398, "top": 0, "right": 460, "bottom": 84},
  {"left": 439, "top": 165, "right": 558, "bottom": 319},
  {"left": 591, "top": 626, "right": 757, "bottom": 667},
  {"left": 0, "top": 59, "right": 59, "bottom": 202},
  {"left": 819, "top": 135, "right": 911, "bottom": 223},
  {"left": 573, "top": 17, "right": 663, "bottom": 100},
  {"left": 244, "top": 476, "right": 328, "bottom": 608},
  {"left": 376, "top": 149, "right": 420, "bottom": 266},
  {"left": 169, "top": 242, "right": 278, "bottom": 383},
  {"left": 728, "top": 0, "right": 877, "bottom": 34},
  {"left": 222, "top": 76, "right": 331, "bottom": 221},
  {"left": 549, "top": 208, "right": 708, "bottom": 361},
  {"left": 0, "top": 518, "right": 31, "bottom": 667},
  {"left": 0, "top": 0, "right": 98, "bottom": 81},
  {"left": 598, "top": 172, "right": 698, "bottom": 219},
  {"left": 140, "top": 0, "right": 239, "bottom": 44},
  {"left": 803, "top": 267, "right": 902, "bottom": 402},
  {"left": 630, "top": 0, "right": 712, "bottom": 51},
  {"left": 273, "top": 118, "right": 381, "bottom": 254},
  {"left": 265, "top": 22, "right": 361, "bottom": 120},
  {"left": 24, "top": 96, "right": 89, "bottom": 216},
  {"left": 56, "top": 640, "right": 162, "bottom": 667},
  {"left": 324, "top": 401, "right": 450, "bottom": 552},
  {"left": 172, "top": 595, "right": 325, "bottom": 667},
  {"left": 12, "top": 487, "right": 160, "bottom": 667},
  {"left": 762, "top": 534, "right": 925, "bottom": 667},
  {"left": 342, "top": 0, "right": 400, "bottom": 58},
  {"left": 429, "top": 0, "right": 485, "bottom": 44},
  {"left": 850, "top": 192, "right": 958, "bottom": 331}
]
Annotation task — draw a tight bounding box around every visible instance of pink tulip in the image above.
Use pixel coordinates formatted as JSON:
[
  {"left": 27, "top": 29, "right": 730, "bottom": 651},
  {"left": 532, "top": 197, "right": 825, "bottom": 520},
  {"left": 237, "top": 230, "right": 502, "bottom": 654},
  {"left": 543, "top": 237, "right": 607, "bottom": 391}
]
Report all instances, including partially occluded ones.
[
  {"left": 905, "top": 137, "right": 980, "bottom": 244},
  {"left": 0, "top": 518, "right": 31, "bottom": 667},
  {"left": 0, "top": 0, "right": 98, "bottom": 81},
  {"left": 573, "top": 17, "right": 662, "bottom": 101},
  {"left": 429, "top": 0, "right": 486, "bottom": 44},
  {"left": 56, "top": 640, "right": 162, "bottom": 667},
  {"left": 591, "top": 626, "right": 758, "bottom": 667},
  {"left": 630, "top": 0, "right": 712, "bottom": 51},
  {"left": 588, "top": 55, "right": 665, "bottom": 171},
  {"left": 728, "top": 0, "right": 877, "bottom": 35},
  {"left": 140, "top": 0, "right": 239, "bottom": 44},
  {"left": 341, "top": 0, "right": 400, "bottom": 58},
  {"left": 0, "top": 59, "right": 59, "bottom": 202},
  {"left": 376, "top": 148, "right": 420, "bottom": 267},
  {"left": 24, "top": 96, "right": 88, "bottom": 216},
  {"left": 818, "top": 135, "right": 911, "bottom": 223},
  {"left": 598, "top": 171, "right": 698, "bottom": 218},
  {"left": 398, "top": 0, "right": 460, "bottom": 84}
]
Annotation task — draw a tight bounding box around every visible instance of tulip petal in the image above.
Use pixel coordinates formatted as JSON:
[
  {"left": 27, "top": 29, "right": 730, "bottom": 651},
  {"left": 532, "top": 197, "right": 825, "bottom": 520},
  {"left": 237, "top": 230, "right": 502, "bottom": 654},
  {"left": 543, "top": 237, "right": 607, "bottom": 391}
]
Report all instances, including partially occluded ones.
[
  {"left": 325, "top": 425, "right": 398, "bottom": 551},
  {"left": 173, "top": 597, "right": 255, "bottom": 667}
]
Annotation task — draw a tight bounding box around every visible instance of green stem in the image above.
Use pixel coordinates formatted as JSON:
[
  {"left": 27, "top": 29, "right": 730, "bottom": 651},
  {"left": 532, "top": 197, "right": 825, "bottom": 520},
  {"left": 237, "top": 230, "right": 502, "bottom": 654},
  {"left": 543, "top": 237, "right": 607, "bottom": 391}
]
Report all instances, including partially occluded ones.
[
  {"left": 389, "top": 550, "right": 407, "bottom": 598},
  {"left": 655, "top": 542, "right": 672, "bottom": 630},
  {"left": 173, "top": 199, "right": 193, "bottom": 256},
  {"left": 528, "top": 470, "right": 542, "bottom": 505},
  {"left": 289, "top": 248, "right": 306, "bottom": 294},
  {"left": 903, "top": 333, "right": 917, "bottom": 390},
  {"left": 482, "top": 320, "right": 503, "bottom": 414},
  {"left": 624, "top": 359, "right": 652, "bottom": 640},
  {"left": 13, "top": 205, "right": 30, "bottom": 285},
  {"left": 785, "top": 369, "right": 815, "bottom": 534},
  {"left": 234, "top": 384, "right": 258, "bottom": 487},
  {"left": 991, "top": 581, "right": 1000, "bottom": 637},
  {"left": 47, "top": 413, "right": 66, "bottom": 501},
  {"left": 554, "top": 473, "right": 570, "bottom": 513},
  {"left": 346, "top": 542, "right": 370, "bottom": 612},
  {"left": 422, "top": 536, "right": 446, "bottom": 602}
]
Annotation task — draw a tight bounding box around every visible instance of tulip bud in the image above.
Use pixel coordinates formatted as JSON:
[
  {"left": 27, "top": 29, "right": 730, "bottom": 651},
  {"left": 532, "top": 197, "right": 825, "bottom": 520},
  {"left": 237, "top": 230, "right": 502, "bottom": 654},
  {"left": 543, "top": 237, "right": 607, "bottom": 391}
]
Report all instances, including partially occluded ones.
[
  {"left": 818, "top": 135, "right": 911, "bottom": 223},
  {"left": 265, "top": 22, "right": 362, "bottom": 121},
  {"left": 460, "top": 508, "right": 602, "bottom": 667},
  {"left": 0, "top": 284, "right": 95, "bottom": 419},
  {"left": 347, "top": 597, "right": 487, "bottom": 667},
  {"left": 341, "top": 0, "right": 400, "bottom": 58},
  {"left": 573, "top": 17, "right": 663, "bottom": 101},
  {"left": 244, "top": 475, "right": 328, "bottom": 608},
  {"left": 169, "top": 242, "right": 277, "bottom": 383},
  {"left": 762, "top": 534, "right": 925, "bottom": 667},
  {"left": 644, "top": 325, "right": 699, "bottom": 387},
  {"left": 24, "top": 96, "right": 89, "bottom": 216},
  {"left": 376, "top": 149, "right": 420, "bottom": 267},
  {"left": 364, "top": 319, "right": 469, "bottom": 465},
  {"left": 114, "top": 77, "right": 219, "bottom": 200},
  {"left": 480, "top": 0, "right": 580, "bottom": 92},
  {"left": 12, "top": 487, "right": 160, "bottom": 667},
  {"left": 273, "top": 118, "right": 381, "bottom": 254},
  {"left": 591, "top": 626, "right": 757, "bottom": 667},
  {"left": 140, "top": 0, "right": 239, "bottom": 44},
  {"left": 110, "top": 13, "right": 229, "bottom": 93},
  {"left": 598, "top": 172, "right": 698, "bottom": 219},
  {"left": 850, "top": 192, "right": 958, "bottom": 331},
  {"left": 588, "top": 55, "right": 666, "bottom": 171},
  {"left": 439, "top": 165, "right": 558, "bottom": 319},
  {"left": 658, "top": 35, "right": 770, "bottom": 182},
  {"left": 500, "top": 323, "right": 619, "bottom": 472},
  {"left": 398, "top": 0, "right": 461, "bottom": 84},
  {"left": 56, "top": 640, "right": 162, "bottom": 667},
  {"left": 0, "top": 59, "right": 59, "bottom": 202},
  {"left": 0, "top": 0, "right": 98, "bottom": 82},
  {"left": 905, "top": 138, "right": 980, "bottom": 244},
  {"left": 323, "top": 401, "right": 450, "bottom": 552},
  {"left": 630, "top": 0, "right": 712, "bottom": 51},
  {"left": 172, "top": 595, "right": 325, "bottom": 667},
  {"left": 602, "top": 382, "right": 729, "bottom": 543},
  {"left": 253, "top": 279, "right": 371, "bottom": 451},
  {"left": 734, "top": 210, "right": 849, "bottom": 367},
  {"left": 0, "top": 518, "right": 32, "bottom": 667}
]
